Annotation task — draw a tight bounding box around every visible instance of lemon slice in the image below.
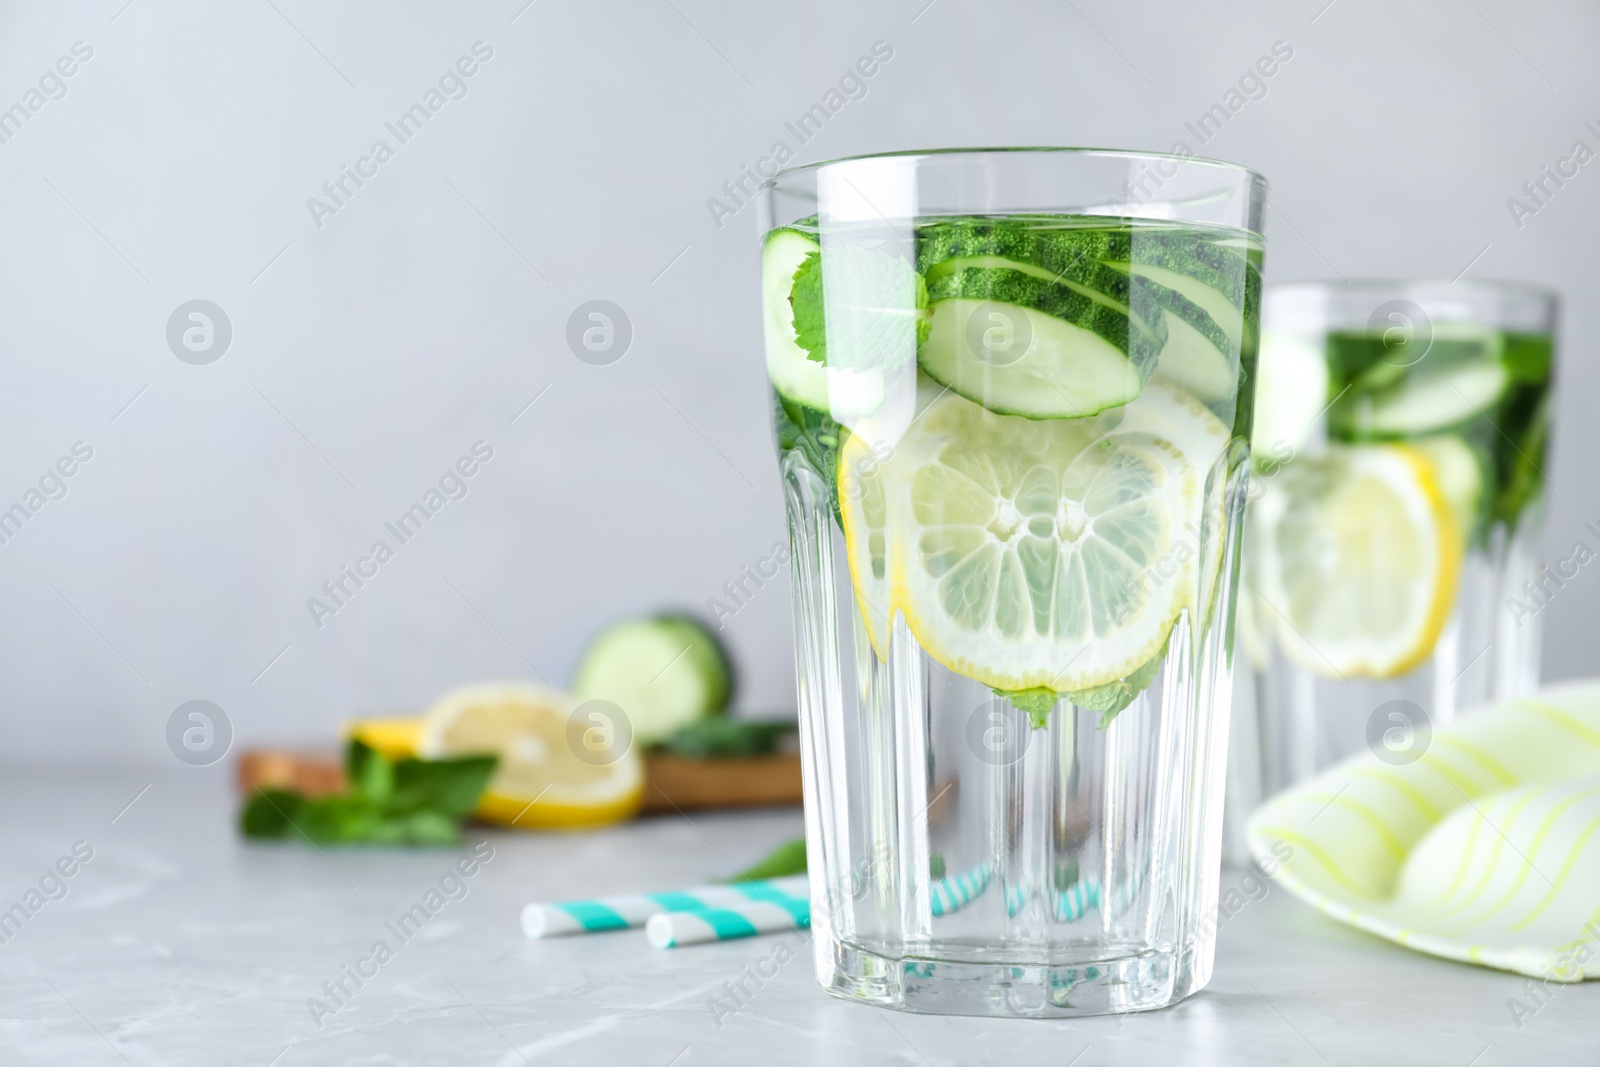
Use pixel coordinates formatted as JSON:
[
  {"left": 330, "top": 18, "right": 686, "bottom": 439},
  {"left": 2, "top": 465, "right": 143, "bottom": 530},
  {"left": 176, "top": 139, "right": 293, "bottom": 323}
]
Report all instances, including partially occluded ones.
[
  {"left": 848, "top": 379, "right": 1226, "bottom": 692},
  {"left": 838, "top": 429, "right": 894, "bottom": 657},
  {"left": 1254, "top": 443, "right": 1462, "bottom": 679},
  {"left": 1412, "top": 433, "right": 1483, "bottom": 545},
  {"left": 416, "top": 682, "right": 643, "bottom": 829}
]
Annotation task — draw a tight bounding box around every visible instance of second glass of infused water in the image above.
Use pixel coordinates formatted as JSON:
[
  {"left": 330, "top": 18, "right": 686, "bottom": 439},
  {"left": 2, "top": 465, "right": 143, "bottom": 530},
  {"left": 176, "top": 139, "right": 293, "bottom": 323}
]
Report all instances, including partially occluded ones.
[{"left": 1236, "top": 280, "right": 1556, "bottom": 794}]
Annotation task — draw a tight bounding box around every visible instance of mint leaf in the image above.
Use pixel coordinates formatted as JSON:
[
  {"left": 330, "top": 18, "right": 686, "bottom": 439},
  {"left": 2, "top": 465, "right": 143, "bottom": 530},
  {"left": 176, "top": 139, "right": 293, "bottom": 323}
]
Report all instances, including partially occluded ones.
[
  {"left": 723, "top": 836, "right": 807, "bottom": 882},
  {"left": 1068, "top": 644, "right": 1168, "bottom": 729},
  {"left": 240, "top": 788, "right": 304, "bottom": 838},
  {"left": 789, "top": 246, "right": 930, "bottom": 368},
  {"left": 657, "top": 718, "right": 796, "bottom": 759},
  {"left": 791, "top": 251, "right": 827, "bottom": 363},
  {"left": 239, "top": 746, "right": 498, "bottom": 846},
  {"left": 346, "top": 738, "right": 393, "bottom": 801},
  {"left": 390, "top": 754, "right": 498, "bottom": 819},
  {"left": 1064, "top": 677, "right": 1140, "bottom": 725},
  {"left": 992, "top": 641, "right": 1169, "bottom": 731},
  {"left": 992, "top": 687, "right": 1059, "bottom": 728}
]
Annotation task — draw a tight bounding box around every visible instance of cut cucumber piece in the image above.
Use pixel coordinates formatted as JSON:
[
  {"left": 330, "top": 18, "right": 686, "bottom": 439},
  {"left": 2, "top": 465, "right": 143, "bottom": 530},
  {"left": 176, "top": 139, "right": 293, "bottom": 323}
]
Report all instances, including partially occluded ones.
[
  {"left": 1336, "top": 359, "right": 1510, "bottom": 437},
  {"left": 763, "top": 229, "right": 829, "bottom": 410},
  {"left": 923, "top": 252, "right": 1137, "bottom": 306},
  {"left": 1124, "top": 262, "right": 1243, "bottom": 348},
  {"left": 1413, "top": 433, "right": 1486, "bottom": 544},
  {"left": 1115, "top": 232, "right": 1253, "bottom": 320},
  {"left": 572, "top": 614, "right": 733, "bottom": 746},
  {"left": 1155, "top": 312, "right": 1237, "bottom": 401},
  {"left": 917, "top": 219, "right": 1132, "bottom": 277},
  {"left": 762, "top": 229, "right": 893, "bottom": 418},
  {"left": 1132, "top": 274, "right": 1238, "bottom": 402},
  {"left": 924, "top": 255, "right": 1167, "bottom": 350},
  {"left": 926, "top": 266, "right": 1165, "bottom": 354},
  {"left": 917, "top": 297, "right": 1146, "bottom": 418},
  {"left": 1253, "top": 330, "right": 1329, "bottom": 460}
]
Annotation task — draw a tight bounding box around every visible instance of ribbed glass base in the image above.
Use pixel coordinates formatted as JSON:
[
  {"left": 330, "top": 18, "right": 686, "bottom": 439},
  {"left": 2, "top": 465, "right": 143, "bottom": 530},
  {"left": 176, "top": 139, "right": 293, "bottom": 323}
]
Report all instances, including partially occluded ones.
[{"left": 818, "top": 938, "right": 1206, "bottom": 1017}]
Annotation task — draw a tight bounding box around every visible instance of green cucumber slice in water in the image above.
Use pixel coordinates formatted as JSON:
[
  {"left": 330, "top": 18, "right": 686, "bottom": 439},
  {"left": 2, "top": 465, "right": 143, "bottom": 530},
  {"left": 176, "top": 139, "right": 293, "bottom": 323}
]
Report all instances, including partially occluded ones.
[
  {"left": 1131, "top": 274, "right": 1239, "bottom": 402},
  {"left": 1125, "top": 262, "right": 1243, "bottom": 347},
  {"left": 917, "top": 219, "right": 1132, "bottom": 278},
  {"left": 762, "top": 229, "right": 886, "bottom": 416},
  {"left": 917, "top": 297, "right": 1147, "bottom": 418},
  {"left": 926, "top": 266, "right": 1165, "bottom": 350},
  {"left": 1336, "top": 359, "right": 1510, "bottom": 437},
  {"left": 1413, "top": 433, "right": 1486, "bottom": 543},
  {"left": 1154, "top": 314, "right": 1236, "bottom": 401},
  {"left": 923, "top": 252, "right": 1137, "bottom": 305},
  {"left": 1113, "top": 233, "right": 1253, "bottom": 322},
  {"left": 763, "top": 229, "right": 828, "bottom": 410},
  {"left": 572, "top": 614, "right": 733, "bottom": 746},
  {"left": 1252, "top": 330, "right": 1329, "bottom": 460}
]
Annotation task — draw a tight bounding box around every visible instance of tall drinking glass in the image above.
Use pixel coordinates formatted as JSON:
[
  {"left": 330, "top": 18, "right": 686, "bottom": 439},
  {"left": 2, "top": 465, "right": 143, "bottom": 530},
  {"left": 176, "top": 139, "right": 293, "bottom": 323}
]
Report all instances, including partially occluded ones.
[
  {"left": 760, "top": 149, "right": 1266, "bottom": 1016},
  {"left": 1236, "top": 281, "right": 1556, "bottom": 797}
]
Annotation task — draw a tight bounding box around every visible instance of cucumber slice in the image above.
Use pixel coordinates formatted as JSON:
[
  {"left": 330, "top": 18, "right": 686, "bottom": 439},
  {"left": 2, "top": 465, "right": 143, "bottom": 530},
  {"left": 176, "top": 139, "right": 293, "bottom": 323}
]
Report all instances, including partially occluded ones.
[
  {"left": 1336, "top": 359, "right": 1510, "bottom": 437},
  {"left": 572, "top": 614, "right": 733, "bottom": 746},
  {"left": 1125, "top": 262, "right": 1243, "bottom": 348},
  {"left": 1253, "top": 330, "right": 1329, "bottom": 460},
  {"left": 1131, "top": 274, "right": 1239, "bottom": 402},
  {"left": 923, "top": 253, "right": 1137, "bottom": 306},
  {"left": 763, "top": 229, "right": 829, "bottom": 410},
  {"left": 1114, "top": 233, "right": 1253, "bottom": 321},
  {"left": 918, "top": 297, "right": 1146, "bottom": 418},
  {"left": 761, "top": 230, "right": 887, "bottom": 417},
  {"left": 1413, "top": 433, "right": 1486, "bottom": 543},
  {"left": 926, "top": 266, "right": 1165, "bottom": 352},
  {"left": 761, "top": 229, "right": 889, "bottom": 418},
  {"left": 917, "top": 219, "right": 1132, "bottom": 277},
  {"left": 1155, "top": 313, "right": 1238, "bottom": 402}
]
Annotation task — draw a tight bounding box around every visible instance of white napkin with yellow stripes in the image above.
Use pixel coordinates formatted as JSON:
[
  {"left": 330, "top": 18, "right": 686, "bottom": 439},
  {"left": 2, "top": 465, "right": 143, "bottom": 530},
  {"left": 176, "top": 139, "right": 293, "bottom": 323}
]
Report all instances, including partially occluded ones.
[{"left": 1248, "top": 680, "right": 1600, "bottom": 981}]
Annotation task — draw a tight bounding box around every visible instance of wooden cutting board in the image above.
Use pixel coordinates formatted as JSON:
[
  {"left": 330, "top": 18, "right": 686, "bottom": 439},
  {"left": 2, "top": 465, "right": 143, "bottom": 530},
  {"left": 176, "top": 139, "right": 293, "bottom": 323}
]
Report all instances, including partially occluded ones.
[{"left": 236, "top": 748, "right": 803, "bottom": 814}]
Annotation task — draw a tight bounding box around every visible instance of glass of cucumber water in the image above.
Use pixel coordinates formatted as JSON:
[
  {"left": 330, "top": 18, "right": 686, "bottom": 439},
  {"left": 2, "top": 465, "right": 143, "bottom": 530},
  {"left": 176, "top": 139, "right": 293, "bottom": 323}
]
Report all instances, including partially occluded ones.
[
  {"left": 1236, "top": 280, "right": 1557, "bottom": 795},
  {"left": 759, "top": 149, "right": 1266, "bottom": 1016}
]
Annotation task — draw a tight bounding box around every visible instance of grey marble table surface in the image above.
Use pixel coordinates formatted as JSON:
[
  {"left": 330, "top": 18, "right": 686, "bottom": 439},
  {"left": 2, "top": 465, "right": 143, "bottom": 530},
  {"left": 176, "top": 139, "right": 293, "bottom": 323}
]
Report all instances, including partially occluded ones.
[{"left": 0, "top": 767, "right": 1591, "bottom": 1067}]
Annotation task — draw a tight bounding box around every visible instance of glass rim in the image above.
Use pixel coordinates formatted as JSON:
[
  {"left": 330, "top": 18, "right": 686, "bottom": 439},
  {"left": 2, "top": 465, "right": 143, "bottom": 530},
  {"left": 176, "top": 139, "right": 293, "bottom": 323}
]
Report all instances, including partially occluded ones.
[
  {"left": 1268, "top": 278, "right": 1559, "bottom": 304},
  {"left": 762, "top": 145, "right": 1267, "bottom": 193}
]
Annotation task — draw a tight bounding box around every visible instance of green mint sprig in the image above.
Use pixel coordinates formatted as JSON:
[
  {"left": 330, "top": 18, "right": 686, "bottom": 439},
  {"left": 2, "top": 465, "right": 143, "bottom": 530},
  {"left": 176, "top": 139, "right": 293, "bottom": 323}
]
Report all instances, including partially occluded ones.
[
  {"left": 241, "top": 739, "right": 497, "bottom": 846},
  {"left": 790, "top": 247, "right": 931, "bottom": 366}
]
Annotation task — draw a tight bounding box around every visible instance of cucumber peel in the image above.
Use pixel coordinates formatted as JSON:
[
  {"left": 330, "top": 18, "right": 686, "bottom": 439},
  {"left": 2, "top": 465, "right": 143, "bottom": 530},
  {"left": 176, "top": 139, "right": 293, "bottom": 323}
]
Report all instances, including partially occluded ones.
[
  {"left": 572, "top": 614, "right": 733, "bottom": 746},
  {"left": 918, "top": 297, "right": 1149, "bottom": 419}
]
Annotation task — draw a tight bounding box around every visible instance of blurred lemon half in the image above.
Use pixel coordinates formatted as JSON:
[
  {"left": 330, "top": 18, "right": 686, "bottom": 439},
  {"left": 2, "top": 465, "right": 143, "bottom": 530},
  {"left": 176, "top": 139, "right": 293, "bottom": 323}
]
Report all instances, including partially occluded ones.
[
  {"left": 414, "top": 682, "right": 643, "bottom": 830},
  {"left": 1254, "top": 443, "right": 1462, "bottom": 679}
]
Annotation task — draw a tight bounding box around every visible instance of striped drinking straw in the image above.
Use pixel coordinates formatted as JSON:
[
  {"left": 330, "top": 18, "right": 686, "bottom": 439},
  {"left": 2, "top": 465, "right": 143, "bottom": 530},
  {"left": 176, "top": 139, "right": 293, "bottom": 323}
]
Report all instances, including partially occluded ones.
[
  {"left": 646, "top": 896, "right": 810, "bottom": 948},
  {"left": 930, "top": 863, "right": 992, "bottom": 917},
  {"left": 521, "top": 875, "right": 809, "bottom": 939}
]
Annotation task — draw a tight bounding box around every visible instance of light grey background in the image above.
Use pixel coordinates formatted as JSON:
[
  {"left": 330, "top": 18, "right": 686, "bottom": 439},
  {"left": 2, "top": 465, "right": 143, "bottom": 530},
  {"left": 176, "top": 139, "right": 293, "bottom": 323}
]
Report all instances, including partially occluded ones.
[{"left": 0, "top": 0, "right": 1593, "bottom": 765}]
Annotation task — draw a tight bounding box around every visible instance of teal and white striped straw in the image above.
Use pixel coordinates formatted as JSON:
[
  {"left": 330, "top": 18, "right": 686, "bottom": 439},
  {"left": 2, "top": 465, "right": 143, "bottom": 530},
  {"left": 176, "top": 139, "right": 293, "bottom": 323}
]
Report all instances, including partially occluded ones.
[
  {"left": 930, "top": 863, "right": 991, "bottom": 917},
  {"left": 1053, "top": 880, "right": 1099, "bottom": 922},
  {"left": 1006, "top": 880, "right": 1030, "bottom": 917},
  {"left": 646, "top": 896, "right": 810, "bottom": 948},
  {"left": 1051, "top": 866, "right": 1146, "bottom": 922},
  {"left": 521, "top": 875, "right": 809, "bottom": 939}
]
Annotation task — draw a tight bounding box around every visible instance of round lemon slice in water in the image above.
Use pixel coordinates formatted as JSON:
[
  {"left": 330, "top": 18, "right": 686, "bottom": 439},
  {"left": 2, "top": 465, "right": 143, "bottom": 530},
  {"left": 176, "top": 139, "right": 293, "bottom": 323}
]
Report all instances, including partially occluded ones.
[
  {"left": 838, "top": 428, "right": 894, "bottom": 658},
  {"left": 417, "top": 682, "right": 644, "bottom": 829},
  {"left": 1254, "top": 443, "right": 1463, "bottom": 679},
  {"left": 847, "top": 379, "right": 1227, "bottom": 692}
]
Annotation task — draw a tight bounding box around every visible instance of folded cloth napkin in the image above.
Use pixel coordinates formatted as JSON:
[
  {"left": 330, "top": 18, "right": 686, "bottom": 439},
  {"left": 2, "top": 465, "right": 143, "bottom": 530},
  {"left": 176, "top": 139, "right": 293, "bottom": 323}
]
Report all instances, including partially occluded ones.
[{"left": 1248, "top": 679, "right": 1600, "bottom": 981}]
